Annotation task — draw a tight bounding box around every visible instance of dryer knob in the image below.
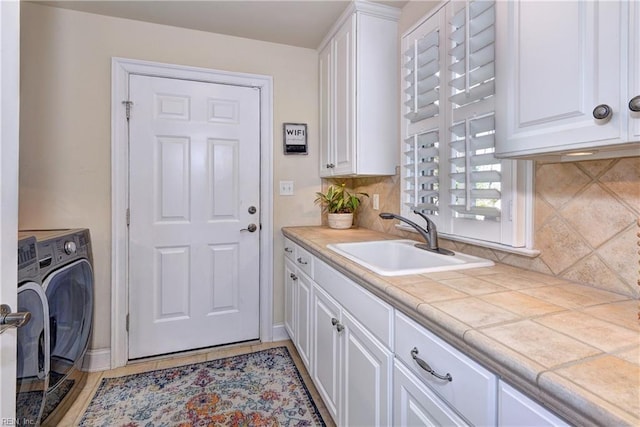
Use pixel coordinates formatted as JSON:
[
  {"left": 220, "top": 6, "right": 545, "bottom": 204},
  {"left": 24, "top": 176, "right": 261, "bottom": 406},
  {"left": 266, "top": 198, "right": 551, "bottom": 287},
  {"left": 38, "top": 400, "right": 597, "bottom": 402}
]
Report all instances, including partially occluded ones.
[{"left": 64, "top": 241, "right": 77, "bottom": 255}]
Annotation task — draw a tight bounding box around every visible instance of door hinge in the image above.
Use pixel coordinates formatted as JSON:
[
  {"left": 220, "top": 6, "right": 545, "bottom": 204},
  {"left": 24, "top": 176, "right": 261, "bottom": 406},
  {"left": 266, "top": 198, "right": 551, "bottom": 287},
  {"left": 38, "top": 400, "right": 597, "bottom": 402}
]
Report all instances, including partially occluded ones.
[
  {"left": 126, "top": 313, "right": 129, "bottom": 332},
  {"left": 126, "top": 208, "right": 130, "bottom": 226},
  {"left": 122, "top": 100, "right": 133, "bottom": 120}
]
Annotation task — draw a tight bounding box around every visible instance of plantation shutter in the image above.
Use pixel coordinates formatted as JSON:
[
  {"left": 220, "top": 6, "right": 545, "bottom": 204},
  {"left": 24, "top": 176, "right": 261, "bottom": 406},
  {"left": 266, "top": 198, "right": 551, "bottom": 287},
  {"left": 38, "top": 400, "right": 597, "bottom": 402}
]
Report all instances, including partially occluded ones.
[
  {"left": 447, "top": 0, "right": 501, "bottom": 223},
  {"left": 403, "top": 18, "right": 443, "bottom": 216},
  {"left": 402, "top": 0, "right": 529, "bottom": 248}
]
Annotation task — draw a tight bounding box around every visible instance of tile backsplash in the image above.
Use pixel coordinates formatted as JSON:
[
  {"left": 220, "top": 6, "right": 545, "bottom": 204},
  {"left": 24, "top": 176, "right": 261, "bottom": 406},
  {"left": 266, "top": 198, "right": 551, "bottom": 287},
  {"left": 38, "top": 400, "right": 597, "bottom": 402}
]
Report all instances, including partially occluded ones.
[{"left": 338, "top": 157, "right": 639, "bottom": 299}]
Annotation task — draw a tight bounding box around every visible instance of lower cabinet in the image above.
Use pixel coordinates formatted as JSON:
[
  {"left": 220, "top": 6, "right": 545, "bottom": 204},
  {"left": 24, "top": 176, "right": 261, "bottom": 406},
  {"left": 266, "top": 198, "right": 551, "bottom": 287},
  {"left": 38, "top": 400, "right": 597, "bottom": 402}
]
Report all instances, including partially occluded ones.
[
  {"left": 295, "top": 271, "right": 313, "bottom": 370},
  {"left": 395, "top": 311, "right": 497, "bottom": 426},
  {"left": 312, "top": 284, "right": 393, "bottom": 426},
  {"left": 499, "top": 381, "right": 569, "bottom": 427},
  {"left": 283, "top": 238, "right": 570, "bottom": 427},
  {"left": 394, "top": 360, "right": 467, "bottom": 426},
  {"left": 283, "top": 258, "right": 296, "bottom": 340}
]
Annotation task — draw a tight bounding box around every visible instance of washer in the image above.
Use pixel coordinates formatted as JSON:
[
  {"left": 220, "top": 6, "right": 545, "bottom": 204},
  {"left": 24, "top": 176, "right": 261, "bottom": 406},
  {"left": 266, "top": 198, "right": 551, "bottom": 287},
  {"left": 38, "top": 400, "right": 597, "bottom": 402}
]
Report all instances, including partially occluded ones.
[
  {"left": 16, "top": 234, "right": 49, "bottom": 426},
  {"left": 23, "top": 229, "right": 94, "bottom": 426}
]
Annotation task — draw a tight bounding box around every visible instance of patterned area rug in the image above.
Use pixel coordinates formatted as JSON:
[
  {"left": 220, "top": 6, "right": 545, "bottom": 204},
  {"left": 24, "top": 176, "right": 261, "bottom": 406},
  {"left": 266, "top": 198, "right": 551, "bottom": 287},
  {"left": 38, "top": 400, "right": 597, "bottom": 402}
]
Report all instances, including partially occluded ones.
[{"left": 79, "top": 347, "right": 326, "bottom": 426}]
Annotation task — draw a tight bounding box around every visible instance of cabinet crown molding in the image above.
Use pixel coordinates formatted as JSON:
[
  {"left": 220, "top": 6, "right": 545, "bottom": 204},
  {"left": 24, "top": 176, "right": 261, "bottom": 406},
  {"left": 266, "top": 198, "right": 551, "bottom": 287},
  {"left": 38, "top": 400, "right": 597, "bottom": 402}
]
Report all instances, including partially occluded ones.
[{"left": 317, "top": 0, "right": 401, "bottom": 51}]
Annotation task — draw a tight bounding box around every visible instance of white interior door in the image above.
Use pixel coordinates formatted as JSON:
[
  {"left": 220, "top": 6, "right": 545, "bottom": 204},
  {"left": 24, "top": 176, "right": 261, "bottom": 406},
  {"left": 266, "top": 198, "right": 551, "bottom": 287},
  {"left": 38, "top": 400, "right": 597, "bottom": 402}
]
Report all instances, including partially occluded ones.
[
  {"left": 128, "top": 74, "right": 261, "bottom": 359},
  {"left": 0, "top": 0, "right": 20, "bottom": 419}
]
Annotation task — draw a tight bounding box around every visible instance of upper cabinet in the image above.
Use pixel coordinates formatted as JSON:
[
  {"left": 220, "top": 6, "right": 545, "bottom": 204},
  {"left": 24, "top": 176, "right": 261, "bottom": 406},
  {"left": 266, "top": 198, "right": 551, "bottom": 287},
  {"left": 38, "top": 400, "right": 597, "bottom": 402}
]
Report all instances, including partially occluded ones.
[
  {"left": 319, "top": 1, "right": 400, "bottom": 177},
  {"left": 495, "top": 0, "right": 640, "bottom": 161}
]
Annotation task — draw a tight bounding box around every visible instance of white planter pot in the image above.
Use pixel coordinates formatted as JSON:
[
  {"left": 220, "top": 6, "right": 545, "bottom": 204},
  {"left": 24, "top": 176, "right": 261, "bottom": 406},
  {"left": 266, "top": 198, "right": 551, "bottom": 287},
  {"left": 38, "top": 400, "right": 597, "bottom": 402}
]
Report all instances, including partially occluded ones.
[{"left": 328, "top": 213, "right": 354, "bottom": 229}]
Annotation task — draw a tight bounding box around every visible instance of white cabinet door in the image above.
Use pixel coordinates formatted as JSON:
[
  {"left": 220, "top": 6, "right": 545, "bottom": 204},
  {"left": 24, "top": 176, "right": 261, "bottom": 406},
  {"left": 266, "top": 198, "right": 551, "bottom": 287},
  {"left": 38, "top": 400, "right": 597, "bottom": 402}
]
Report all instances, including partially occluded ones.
[
  {"left": 342, "top": 311, "right": 393, "bottom": 427},
  {"left": 496, "top": 0, "right": 630, "bottom": 158},
  {"left": 284, "top": 259, "right": 296, "bottom": 340},
  {"left": 394, "top": 360, "right": 468, "bottom": 427},
  {"left": 498, "top": 381, "right": 569, "bottom": 427},
  {"left": 296, "top": 271, "right": 313, "bottom": 370},
  {"left": 312, "top": 284, "right": 342, "bottom": 423},
  {"left": 332, "top": 14, "right": 356, "bottom": 176},
  {"left": 318, "top": 2, "right": 399, "bottom": 177},
  {"left": 319, "top": 42, "right": 333, "bottom": 176}
]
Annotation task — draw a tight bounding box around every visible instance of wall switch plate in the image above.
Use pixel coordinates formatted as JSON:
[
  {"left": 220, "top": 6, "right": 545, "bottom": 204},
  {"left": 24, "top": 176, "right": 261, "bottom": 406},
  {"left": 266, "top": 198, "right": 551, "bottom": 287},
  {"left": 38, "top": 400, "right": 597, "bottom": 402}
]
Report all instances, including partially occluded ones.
[
  {"left": 372, "top": 194, "right": 380, "bottom": 210},
  {"left": 279, "top": 180, "right": 294, "bottom": 196}
]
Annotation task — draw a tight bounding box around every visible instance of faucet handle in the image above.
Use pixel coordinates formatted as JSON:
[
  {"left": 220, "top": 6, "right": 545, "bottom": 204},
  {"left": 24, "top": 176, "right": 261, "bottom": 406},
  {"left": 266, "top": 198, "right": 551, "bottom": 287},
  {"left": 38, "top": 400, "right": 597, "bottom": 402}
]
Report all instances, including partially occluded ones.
[{"left": 412, "top": 209, "right": 436, "bottom": 230}]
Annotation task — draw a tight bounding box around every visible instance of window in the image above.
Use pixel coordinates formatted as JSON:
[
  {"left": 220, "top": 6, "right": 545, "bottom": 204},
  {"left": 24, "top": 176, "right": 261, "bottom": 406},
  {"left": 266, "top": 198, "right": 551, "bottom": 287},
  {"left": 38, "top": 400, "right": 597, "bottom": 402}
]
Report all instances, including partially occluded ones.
[{"left": 402, "top": 0, "right": 531, "bottom": 248}]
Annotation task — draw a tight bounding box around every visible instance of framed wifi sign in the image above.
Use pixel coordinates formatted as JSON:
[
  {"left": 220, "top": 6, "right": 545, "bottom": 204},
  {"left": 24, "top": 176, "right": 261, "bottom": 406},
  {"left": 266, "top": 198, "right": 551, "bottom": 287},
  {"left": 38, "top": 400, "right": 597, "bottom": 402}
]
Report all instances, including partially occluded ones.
[{"left": 283, "top": 123, "right": 308, "bottom": 155}]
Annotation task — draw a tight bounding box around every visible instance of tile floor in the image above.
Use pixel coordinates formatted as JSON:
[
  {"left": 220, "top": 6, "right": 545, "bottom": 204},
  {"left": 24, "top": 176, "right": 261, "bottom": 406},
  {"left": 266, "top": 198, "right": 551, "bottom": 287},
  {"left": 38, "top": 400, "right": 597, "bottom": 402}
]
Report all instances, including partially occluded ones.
[{"left": 56, "top": 340, "right": 334, "bottom": 426}]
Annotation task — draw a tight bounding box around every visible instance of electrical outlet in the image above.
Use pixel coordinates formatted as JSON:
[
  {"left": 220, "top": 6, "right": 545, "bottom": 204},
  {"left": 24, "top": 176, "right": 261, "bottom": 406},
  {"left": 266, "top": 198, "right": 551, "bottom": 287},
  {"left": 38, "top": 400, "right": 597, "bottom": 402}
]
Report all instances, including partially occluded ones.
[
  {"left": 372, "top": 194, "right": 380, "bottom": 210},
  {"left": 279, "top": 180, "right": 294, "bottom": 196}
]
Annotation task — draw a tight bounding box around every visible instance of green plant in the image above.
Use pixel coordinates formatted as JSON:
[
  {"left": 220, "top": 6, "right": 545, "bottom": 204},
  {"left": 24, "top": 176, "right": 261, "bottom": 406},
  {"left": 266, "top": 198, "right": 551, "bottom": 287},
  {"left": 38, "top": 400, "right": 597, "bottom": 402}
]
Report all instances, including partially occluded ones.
[{"left": 314, "top": 183, "right": 369, "bottom": 214}]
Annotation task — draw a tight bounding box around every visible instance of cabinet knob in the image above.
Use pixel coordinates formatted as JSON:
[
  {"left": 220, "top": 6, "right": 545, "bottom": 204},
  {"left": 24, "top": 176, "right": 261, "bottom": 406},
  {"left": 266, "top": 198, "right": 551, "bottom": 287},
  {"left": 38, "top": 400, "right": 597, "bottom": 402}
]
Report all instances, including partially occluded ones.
[
  {"left": 592, "top": 104, "right": 612, "bottom": 121},
  {"left": 284, "top": 247, "right": 293, "bottom": 253},
  {"left": 297, "top": 257, "right": 308, "bottom": 265},
  {"left": 290, "top": 273, "right": 298, "bottom": 280},
  {"left": 326, "top": 163, "right": 335, "bottom": 168},
  {"left": 629, "top": 95, "right": 640, "bottom": 112},
  {"left": 331, "top": 317, "right": 344, "bottom": 332}
]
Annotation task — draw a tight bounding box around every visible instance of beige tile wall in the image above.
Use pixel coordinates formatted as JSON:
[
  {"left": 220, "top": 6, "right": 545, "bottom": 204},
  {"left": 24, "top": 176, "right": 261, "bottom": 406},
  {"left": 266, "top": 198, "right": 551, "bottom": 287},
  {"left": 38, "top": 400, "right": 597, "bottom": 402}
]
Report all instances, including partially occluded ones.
[{"left": 337, "top": 157, "right": 640, "bottom": 299}]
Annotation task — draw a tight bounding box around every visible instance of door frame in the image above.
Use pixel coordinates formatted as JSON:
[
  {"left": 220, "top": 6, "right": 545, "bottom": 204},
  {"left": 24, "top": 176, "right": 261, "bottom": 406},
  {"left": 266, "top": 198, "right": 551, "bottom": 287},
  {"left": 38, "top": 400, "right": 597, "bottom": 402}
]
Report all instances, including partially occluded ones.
[
  {"left": 0, "top": 0, "right": 20, "bottom": 418},
  {"left": 111, "top": 57, "right": 273, "bottom": 368}
]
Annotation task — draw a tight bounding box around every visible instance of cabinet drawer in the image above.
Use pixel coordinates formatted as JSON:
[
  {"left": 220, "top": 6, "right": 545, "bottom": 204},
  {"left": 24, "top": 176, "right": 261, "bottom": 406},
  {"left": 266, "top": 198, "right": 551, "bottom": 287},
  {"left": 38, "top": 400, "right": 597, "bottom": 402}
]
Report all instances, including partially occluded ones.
[
  {"left": 395, "top": 311, "right": 497, "bottom": 426},
  {"left": 283, "top": 238, "right": 296, "bottom": 262},
  {"left": 294, "top": 245, "right": 314, "bottom": 278},
  {"left": 315, "top": 258, "right": 393, "bottom": 348}
]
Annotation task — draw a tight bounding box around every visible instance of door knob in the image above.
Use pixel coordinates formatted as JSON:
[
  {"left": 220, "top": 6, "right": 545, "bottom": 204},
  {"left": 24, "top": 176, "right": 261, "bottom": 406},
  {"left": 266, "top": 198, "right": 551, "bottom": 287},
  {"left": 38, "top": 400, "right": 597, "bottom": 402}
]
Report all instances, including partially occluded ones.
[
  {"left": 0, "top": 304, "right": 31, "bottom": 334},
  {"left": 629, "top": 95, "right": 640, "bottom": 112},
  {"left": 240, "top": 224, "right": 257, "bottom": 232}
]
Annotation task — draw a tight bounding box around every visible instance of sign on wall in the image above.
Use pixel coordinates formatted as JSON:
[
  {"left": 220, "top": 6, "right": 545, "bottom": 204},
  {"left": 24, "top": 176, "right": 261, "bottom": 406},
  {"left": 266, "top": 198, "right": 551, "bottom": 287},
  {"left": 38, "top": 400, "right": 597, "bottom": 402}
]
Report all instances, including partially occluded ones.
[{"left": 283, "top": 123, "right": 308, "bottom": 155}]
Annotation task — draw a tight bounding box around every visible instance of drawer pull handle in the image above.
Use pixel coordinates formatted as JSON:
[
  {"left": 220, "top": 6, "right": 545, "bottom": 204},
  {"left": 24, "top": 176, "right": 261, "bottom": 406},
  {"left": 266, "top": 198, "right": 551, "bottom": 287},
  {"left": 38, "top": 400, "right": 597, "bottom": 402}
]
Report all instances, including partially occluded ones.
[
  {"left": 411, "top": 347, "right": 452, "bottom": 382},
  {"left": 331, "top": 317, "right": 344, "bottom": 333},
  {"left": 290, "top": 273, "right": 298, "bottom": 281},
  {"left": 285, "top": 247, "right": 293, "bottom": 253},
  {"left": 297, "top": 257, "right": 308, "bottom": 265}
]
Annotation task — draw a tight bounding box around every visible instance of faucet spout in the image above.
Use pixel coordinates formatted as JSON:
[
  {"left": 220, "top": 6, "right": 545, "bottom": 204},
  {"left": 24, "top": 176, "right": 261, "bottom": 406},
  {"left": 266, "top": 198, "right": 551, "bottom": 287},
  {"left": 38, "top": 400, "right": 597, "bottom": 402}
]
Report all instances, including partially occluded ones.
[{"left": 379, "top": 211, "right": 454, "bottom": 256}]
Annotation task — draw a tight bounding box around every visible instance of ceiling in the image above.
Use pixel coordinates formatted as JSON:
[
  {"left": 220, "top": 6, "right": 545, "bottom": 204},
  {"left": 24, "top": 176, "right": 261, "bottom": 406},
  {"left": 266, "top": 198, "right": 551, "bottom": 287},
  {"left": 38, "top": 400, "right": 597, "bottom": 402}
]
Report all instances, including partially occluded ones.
[{"left": 33, "top": 0, "right": 409, "bottom": 49}]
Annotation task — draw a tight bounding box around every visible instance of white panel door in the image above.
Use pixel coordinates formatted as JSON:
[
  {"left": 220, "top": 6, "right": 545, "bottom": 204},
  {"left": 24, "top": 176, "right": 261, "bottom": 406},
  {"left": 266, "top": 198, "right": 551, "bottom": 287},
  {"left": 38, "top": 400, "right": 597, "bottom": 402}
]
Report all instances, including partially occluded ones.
[
  {"left": 0, "top": 0, "right": 20, "bottom": 419},
  {"left": 128, "top": 75, "right": 260, "bottom": 359}
]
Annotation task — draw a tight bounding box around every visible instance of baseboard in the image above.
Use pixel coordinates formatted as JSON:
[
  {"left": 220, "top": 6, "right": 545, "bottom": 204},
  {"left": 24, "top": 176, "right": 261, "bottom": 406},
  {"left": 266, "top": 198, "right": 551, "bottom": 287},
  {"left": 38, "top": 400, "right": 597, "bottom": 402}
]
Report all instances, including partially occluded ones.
[
  {"left": 91, "top": 325, "right": 288, "bottom": 372},
  {"left": 82, "top": 347, "right": 112, "bottom": 372},
  {"left": 271, "top": 323, "right": 291, "bottom": 342}
]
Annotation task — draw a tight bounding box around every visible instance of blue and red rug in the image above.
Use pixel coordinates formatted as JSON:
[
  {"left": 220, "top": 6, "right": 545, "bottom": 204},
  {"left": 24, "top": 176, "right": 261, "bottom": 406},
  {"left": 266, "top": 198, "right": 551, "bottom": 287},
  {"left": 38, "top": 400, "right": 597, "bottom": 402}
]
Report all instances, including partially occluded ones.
[{"left": 79, "top": 346, "right": 326, "bottom": 426}]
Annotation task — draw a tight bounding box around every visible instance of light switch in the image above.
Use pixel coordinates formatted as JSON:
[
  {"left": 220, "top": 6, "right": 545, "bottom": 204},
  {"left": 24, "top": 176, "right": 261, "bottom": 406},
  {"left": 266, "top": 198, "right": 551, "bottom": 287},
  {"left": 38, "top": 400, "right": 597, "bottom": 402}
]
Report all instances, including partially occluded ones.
[{"left": 280, "top": 180, "right": 294, "bottom": 196}]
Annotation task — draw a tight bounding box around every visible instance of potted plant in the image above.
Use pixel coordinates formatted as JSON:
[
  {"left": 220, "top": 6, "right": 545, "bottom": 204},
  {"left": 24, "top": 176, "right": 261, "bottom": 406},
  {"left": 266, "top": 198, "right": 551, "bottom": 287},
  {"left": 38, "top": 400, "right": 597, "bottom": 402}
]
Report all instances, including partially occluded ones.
[{"left": 314, "top": 183, "right": 368, "bottom": 229}]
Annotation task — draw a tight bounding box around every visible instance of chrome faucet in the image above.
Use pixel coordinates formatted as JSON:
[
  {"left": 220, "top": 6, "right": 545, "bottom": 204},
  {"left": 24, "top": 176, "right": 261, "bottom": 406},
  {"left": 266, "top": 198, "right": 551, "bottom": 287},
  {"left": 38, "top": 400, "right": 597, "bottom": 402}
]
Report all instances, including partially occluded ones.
[{"left": 379, "top": 211, "right": 454, "bottom": 255}]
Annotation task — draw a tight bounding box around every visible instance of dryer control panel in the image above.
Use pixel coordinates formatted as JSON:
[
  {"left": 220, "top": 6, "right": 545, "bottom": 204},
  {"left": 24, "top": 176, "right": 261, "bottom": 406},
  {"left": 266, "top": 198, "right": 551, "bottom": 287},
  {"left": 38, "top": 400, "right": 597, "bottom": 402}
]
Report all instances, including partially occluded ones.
[{"left": 30, "top": 229, "right": 92, "bottom": 278}]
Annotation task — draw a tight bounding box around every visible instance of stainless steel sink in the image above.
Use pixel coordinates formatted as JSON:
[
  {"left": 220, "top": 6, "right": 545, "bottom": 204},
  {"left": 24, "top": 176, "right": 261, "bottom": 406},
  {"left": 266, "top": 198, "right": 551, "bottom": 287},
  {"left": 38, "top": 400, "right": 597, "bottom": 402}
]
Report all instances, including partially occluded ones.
[{"left": 327, "top": 240, "right": 494, "bottom": 276}]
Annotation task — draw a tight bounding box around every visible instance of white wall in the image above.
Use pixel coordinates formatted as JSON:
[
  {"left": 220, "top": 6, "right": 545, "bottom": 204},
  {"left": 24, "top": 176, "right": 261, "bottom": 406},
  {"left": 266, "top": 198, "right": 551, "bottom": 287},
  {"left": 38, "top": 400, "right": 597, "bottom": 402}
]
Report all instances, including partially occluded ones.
[{"left": 19, "top": 2, "right": 321, "bottom": 352}]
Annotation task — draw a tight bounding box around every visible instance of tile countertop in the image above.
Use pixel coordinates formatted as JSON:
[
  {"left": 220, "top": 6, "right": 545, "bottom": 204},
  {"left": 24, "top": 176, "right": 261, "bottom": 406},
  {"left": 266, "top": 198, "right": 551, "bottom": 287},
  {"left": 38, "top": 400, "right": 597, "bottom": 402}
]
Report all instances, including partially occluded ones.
[{"left": 282, "top": 226, "right": 640, "bottom": 427}]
